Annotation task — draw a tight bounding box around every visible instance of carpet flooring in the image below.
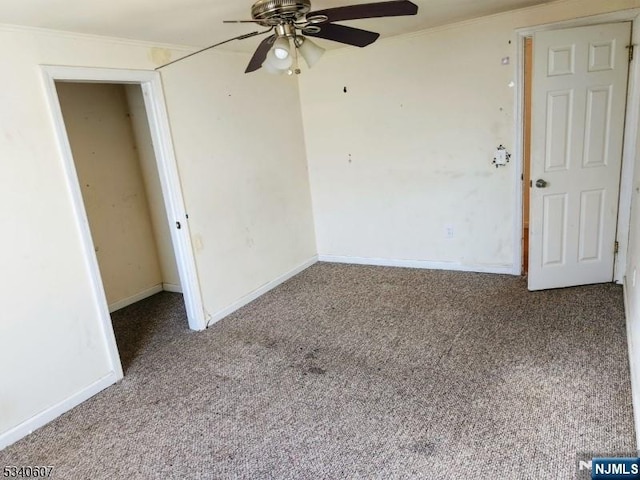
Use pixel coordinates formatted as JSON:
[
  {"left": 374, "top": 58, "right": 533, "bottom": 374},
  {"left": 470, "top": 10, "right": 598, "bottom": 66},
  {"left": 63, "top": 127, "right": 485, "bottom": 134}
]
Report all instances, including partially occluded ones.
[{"left": 0, "top": 263, "right": 635, "bottom": 479}]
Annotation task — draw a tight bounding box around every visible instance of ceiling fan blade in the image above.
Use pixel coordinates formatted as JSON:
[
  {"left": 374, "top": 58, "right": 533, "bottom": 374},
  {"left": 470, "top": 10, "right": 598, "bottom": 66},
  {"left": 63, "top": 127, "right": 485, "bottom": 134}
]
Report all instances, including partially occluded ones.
[
  {"left": 309, "top": 0, "right": 418, "bottom": 23},
  {"left": 305, "top": 23, "right": 379, "bottom": 47},
  {"left": 223, "top": 20, "right": 264, "bottom": 23},
  {"left": 245, "top": 34, "right": 276, "bottom": 73}
]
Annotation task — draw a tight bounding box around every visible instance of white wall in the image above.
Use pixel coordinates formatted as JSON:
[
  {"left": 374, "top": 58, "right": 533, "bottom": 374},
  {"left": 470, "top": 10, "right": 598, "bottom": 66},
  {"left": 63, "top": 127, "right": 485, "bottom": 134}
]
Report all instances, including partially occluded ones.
[
  {"left": 160, "top": 50, "right": 317, "bottom": 317},
  {"left": 125, "top": 84, "right": 182, "bottom": 292},
  {"left": 0, "top": 24, "right": 317, "bottom": 448},
  {"left": 57, "top": 82, "right": 163, "bottom": 306},
  {"left": 299, "top": 0, "right": 640, "bottom": 273},
  {"left": 624, "top": 14, "right": 640, "bottom": 447},
  {"left": 626, "top": 136, "right": 640, "bottom": 448},
  {"left": 4, "top": 0, "right": 636, "bottom": 451},
  {"left": 0, "top": 26, "right": 190, "bottom": 446}
]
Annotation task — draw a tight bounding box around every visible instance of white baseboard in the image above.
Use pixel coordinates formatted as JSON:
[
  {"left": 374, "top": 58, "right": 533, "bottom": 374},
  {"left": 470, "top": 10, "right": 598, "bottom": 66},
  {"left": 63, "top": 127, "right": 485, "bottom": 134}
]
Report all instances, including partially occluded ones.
[
  {"left": 623, "top": 281, "right": 640, "bottom": 451},
  {"left": 0, "top": 371, "right": 120, "bottom": 451},
  {"left": 108, "top": 284, "right": 163, "bottom": 312},
  {"left": 207, "top": 256, "right": 318, "bottom": 327},
  {"left": 162, "top": 283, "right": 183, "bottom": 293},
  {"left": 318, "top": 255, "right": 514, "bottom": 275}
]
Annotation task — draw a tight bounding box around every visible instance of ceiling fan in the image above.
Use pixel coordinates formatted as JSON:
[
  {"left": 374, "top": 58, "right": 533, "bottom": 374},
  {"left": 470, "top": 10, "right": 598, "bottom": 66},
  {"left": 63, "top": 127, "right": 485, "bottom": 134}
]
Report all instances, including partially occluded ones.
[{"left": 157, "top": 0, "right": 418, "bottom": 74}]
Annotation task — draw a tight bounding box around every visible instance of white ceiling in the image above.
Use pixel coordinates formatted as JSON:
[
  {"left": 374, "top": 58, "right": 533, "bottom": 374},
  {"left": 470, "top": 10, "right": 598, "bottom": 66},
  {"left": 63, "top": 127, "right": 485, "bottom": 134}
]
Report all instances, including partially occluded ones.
[{"left": 0, "top": 0, "right": 552, "bottom": 51}]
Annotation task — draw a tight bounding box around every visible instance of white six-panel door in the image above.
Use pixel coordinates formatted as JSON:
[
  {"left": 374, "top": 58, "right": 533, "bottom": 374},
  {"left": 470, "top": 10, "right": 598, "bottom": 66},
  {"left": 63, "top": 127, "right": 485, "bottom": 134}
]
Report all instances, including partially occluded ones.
[{"left": 528, "top": 22, "right": 631, "bottom": 291}]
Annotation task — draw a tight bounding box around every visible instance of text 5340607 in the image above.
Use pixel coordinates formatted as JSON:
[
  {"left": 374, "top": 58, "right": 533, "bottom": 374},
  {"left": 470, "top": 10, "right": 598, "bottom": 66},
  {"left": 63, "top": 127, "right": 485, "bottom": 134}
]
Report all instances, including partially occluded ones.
[{"left": 3, "top": 466, "right": 53, "bottom": 477}]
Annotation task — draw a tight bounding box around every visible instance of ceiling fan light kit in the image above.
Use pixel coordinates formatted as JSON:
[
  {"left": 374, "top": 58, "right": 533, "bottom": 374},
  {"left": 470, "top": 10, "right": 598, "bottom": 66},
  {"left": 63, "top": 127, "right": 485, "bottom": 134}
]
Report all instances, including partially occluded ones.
[
  {"left": 295, "top": 36, "right": 325, "bottom": 68},
  {"left": 264, "top": 47, "right": 294, "bottom": 71},
  {"left": 262, "top": 56, "right": 289, "bottom": 74},
  {"left": 156, "top": 0, "right": 418, "bottom": 74},
  {"left": 272, "top": 36, "right": 291, "bottom": 59}
]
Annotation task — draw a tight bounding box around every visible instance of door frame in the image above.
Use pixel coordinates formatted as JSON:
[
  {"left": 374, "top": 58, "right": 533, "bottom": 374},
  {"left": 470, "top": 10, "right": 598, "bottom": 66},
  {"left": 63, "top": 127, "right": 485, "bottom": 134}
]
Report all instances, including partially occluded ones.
[
  {"left": 41, "top": 66, "right": 207, "bottom": 344},
  {"left": 513, "top": 9, "right": 640, "bottom": 283}
]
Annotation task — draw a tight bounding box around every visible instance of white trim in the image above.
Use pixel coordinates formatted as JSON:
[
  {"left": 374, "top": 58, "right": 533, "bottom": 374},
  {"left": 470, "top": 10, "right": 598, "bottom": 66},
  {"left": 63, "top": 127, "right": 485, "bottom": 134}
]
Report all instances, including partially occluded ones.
[
  {"left": 624, "top": 281, "right": 640, "bottom": 449},
  {"left": 108, "top": 284, "right": 163, "bottom": 313},
  {"left": 512, "top": 32, "right": 526, "bottom": 276},
  {"left": 616, "top": 14, "right": 640, "bottom": 284},
  {"left": 318, "top": 255, "right": 513, "bottom": 275},
  {"left": 515, "top": 9, "right": 640, "bottom": 36},
  {"left": 162, "top": 283, "right": 183, "bottom": 293},
  {"left": 44, "top": 66, "right": 155, "bottom": 84},
  {"left": 40, "top": 65, "right": 207, "bottom": 331},
  {"left": 514, "top": 9, "right": 640, "bottom": 283},
  {"left": 139, "top": 75, "right": 206, "bottom": 330},
  {"left": 207, "top": 256, "right": 318, "bottom": 326},
  {"left": 0, "top": 372, "right": 119, "bottom": 450},
  {"left": 40, "top": 67, "right": 123, "bottom": 384}
]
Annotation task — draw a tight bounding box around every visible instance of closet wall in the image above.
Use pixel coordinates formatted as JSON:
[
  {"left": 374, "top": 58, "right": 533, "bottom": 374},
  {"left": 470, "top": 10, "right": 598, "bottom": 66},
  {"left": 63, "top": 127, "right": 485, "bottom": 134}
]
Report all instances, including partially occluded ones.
[{"left": 56, "top": 81, "right": 173, "bottom": 309}]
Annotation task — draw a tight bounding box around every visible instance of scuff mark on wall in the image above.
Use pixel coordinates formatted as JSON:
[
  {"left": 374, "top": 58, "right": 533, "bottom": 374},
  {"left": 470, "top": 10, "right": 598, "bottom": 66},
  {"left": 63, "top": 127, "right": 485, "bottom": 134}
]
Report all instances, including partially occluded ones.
[
  {"left": 245, "top": 227, "right": 255, "bottom": 248},
  {"left": 192, "top": 233, "right": 204, "bottom": 253}
]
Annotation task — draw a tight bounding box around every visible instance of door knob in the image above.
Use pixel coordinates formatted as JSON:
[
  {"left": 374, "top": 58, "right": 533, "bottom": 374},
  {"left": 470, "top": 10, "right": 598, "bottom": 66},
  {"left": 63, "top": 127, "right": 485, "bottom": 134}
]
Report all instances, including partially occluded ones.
[{"left": 535, "top": 179, "right": 548, "bottom": 188}]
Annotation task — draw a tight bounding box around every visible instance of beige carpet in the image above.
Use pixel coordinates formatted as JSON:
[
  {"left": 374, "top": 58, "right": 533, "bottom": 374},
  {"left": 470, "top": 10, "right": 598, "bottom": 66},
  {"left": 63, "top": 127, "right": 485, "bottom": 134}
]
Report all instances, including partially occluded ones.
[{"left": 0, "top": 263, "right": 635, "bottom": 479}]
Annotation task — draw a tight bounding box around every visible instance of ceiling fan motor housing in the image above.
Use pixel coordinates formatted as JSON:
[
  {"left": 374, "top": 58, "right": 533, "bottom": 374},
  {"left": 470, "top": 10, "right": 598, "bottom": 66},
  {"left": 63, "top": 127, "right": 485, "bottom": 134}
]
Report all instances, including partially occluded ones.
[{"left": 251, "top": 0, "right": 311, "bottom": 25}]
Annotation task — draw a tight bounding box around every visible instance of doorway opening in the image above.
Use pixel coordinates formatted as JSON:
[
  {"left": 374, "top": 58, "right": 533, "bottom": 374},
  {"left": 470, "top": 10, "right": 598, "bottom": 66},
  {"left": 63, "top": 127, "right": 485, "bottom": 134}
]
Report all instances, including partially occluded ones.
[
  {"left": 55, "top": 81, "right": 187, "bottom": 370},
  {"left": 56, "top": 81, "right": 181, "bottom": 311},
  {"left": 42, "top": 66, "right": 207, "bottom": 380}
]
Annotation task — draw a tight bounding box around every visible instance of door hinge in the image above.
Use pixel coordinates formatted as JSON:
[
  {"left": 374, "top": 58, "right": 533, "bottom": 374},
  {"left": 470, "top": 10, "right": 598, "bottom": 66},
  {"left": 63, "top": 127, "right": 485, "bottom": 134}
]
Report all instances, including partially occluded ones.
[
  {"left": 628, "top": 45, "right": 635, "bottom": 62},
  {"left": 614, "top": 241, "right": 619, "bottom": 254}
]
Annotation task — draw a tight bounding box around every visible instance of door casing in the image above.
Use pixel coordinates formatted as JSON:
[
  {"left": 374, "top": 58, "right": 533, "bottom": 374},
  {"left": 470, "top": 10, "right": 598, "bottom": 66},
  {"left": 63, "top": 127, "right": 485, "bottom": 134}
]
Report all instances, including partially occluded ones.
[{"left": 41, "top": 66, "right": 208, "bottom": 352}]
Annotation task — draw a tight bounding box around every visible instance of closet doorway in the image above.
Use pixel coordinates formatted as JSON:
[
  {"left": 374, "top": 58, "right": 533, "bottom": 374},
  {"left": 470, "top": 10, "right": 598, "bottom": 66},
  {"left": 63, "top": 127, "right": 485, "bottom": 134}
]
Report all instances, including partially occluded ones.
[
  {"left": 57, "top": 81, "right": 183, "bottom": 312},
  {"left": 42, "top": 67, "right": 206, "bottom": 378}
]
